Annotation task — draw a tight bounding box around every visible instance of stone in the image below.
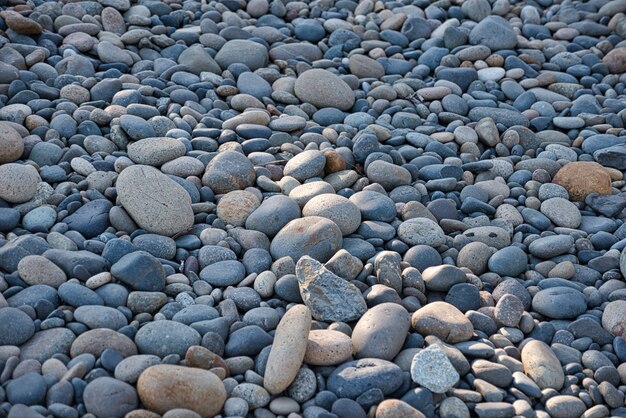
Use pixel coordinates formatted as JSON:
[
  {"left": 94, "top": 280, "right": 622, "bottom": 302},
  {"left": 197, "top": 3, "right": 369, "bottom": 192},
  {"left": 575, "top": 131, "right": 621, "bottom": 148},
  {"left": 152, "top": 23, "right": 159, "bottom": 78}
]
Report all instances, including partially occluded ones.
[
  {"left": 352, "top": 303, "right": 411, "bottom": 361},
  {"left": 532, "top": 287, "right": 587, "bottom": 319},
  {"left": 17, "top": 255, "right": 67, "bottom": 288},
  {"left": 127, "top": 137, "right": 186, "bottom": 166},
  {"left": 397, "top": 218, "right": 445, "bottom": 247},
  {"left": 214, "top": 40, "right": 268, "bottom": 71},
  {"left": 270, "top": 216, "right": 343, "bottom": 263},
  {"left": 70, "top": 329, "right": 137, "bottom": 358},
  {"left": 0, "top": 122, "right": 24, "bottom": 163},
  {"left": 116, "top": 165, "right": 194, "bottom": 236},
  {"left": 216, "top": 190, "right": 260, "bottom": 227},
  {"left": 304, "top": 329, "right": 353, "bottom": 366},
  {"left": 602, "top": 300, "right": 626, "bottom": 337},
  {"left": 544, "top": 396, "right": 586, "bottom": 418},
  {"left": 111, "top": 251, "right": 166, "bottom": 291},
  {"left": 411, "top": 302, "right": 474, "bottom": 343},
  {"left": 303, "top": 194, "right": 361, "bottom": 236},
  {"left": 603, "top": 47, "right": 626, "bottom": 74},
  {"left": 521, "top": 340, "right": 564, "bottom": 390},
  {"left": 552, "top": 162, "right": 612, "bottom": 201},
  {"left": 410, "top": 344, "right": 460, "bottom": 393},
  {"left": 294, "top": 69, "right": 355, "bottom": 111},
  {"left": 202, "top": 151, "right": 256, "bottom": 194},
  {"left": 0, "top": 163, "right": 40, "bottom": 203},
  {"left": 376, "top": 399, "right": 425, "bottom": 418},
  {"left": 135, "top": 320, "right": 201, "bottom": 357},
  {"left": 0, "top": 307, "right": 35, "bottom": 345},
  {"left": 1, "top": 10, "right": 42, "bottom": 35},
  {"left": 327, "top": 358, "right": 403, "bottom": 399},
  {"left": 283, "top": 150, "right": 326, "bottom": 182},
  {"left": 83, "top": 377, "right": 139, "bottom": 418},
  {"left": 296, "top": 256, "right": 367, "bottom": 322},
  {"left": 540, "top": 197, "right": 581, "bottom": 228},
  {"left": 422, "top": 265, "right": 466, "bottom": 292},
  {"left": 137, "top": 365, "right": 227, "bottom": 417},
  {"left": 469, "top": 16, "right": 517, "bottom": 50},
  {"left": 264, "top": 305, "right": 312, "bottom": 394}
]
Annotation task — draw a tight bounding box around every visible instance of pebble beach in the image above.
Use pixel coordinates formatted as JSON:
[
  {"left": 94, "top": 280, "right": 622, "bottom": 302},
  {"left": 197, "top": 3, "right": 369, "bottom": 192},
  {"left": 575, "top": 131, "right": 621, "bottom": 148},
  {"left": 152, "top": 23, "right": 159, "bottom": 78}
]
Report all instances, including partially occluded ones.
[{"left": 1, "top": 0, "right": 626, "bottom": 417}]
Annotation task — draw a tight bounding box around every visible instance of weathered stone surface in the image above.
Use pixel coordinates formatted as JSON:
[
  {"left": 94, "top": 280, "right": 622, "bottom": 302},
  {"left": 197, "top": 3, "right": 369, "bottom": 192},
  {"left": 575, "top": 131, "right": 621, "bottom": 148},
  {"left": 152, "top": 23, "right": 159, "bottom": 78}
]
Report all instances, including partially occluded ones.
[
  {"left": 116, "top": 165, "right": 194, "bottom": 236},
  {"left": 296, "top": 256, "right": 367, "bottom": 322}
]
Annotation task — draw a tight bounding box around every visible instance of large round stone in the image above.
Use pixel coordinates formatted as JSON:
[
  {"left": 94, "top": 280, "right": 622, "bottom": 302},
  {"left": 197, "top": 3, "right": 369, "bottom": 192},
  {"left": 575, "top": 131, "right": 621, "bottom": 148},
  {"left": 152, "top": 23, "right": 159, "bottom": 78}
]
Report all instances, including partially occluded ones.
[
  {"left": 0, "top": 307, "right": 35, "bottom": 345},
  {"left": 552, "top": 161, "right": 611, "bottom": 201},
  {"left": 531, "top": 287, "right": 587, "bottom": 319},
  {"left": 214, "top": 40, "right": 268, "bottom": 71},
  {"left": 202, "top": 151, "right": 256, "bottom": 194},
  {"left": 84, "top": 377, "right": 139, "bottom": 418},
  {"left": 137, "top": 365, "right": 227, "bottom": 417},
  {"left": 352, "top": 303, "right": 410, "bottom": 361},
  {"left": 294, "top": 69, "right": 355, "bottom": 111},
  {"left": 116, "top": 165, "right": 194, "bottom": 236},
  {"left": 397, "top": 218, "right": 445, "bottom": 247},
  {"left": 0, "top": 122, "right": 24, "bottom": 163},
  {"left": 127, "top": 137, "right": 186, "bottom": 166},
  {"left": 303, "top": 194, "right": 361, "bottom": 235},
  {"left": 0, "top": 163, "right": 40, "bottom": 203},
  {"left": 270, "top": 216, "right": 343, "bottom": 263},
  {"left": 521, "top": 340, "right": 564, "bottom": 390},
  {"left": 602, "top": 300, "right": 626, "bottom": 337},
  {"left": 411, "top": 301, "right": 474, "bottom": 343},
  {"left": 135, "top": 320, "right": 201, "bottom": 357}
]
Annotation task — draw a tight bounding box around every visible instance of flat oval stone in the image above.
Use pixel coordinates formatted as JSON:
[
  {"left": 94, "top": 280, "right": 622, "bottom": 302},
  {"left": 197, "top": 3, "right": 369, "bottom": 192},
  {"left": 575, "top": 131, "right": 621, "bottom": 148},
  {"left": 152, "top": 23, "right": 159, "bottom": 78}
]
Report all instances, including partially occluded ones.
[
  {"left": 127, "top": 137, "right": 186, "bottom": 166},
  {"left": 0, "top": 307, "right": 35, "bottom": 345},
  {"left": 70, "top": 329, "right": 137, "bottom": 358},
  {"left": 532, "top": 286, "right": 587, "bottom": 319},
  {"left": 327, "top": 358, "right": 403, "bottom": 399},
  {"left": 264, "top": 305, "right": 312, "bottom": 395},
  {"left": 521, "top": 340, "right": 564, "bottom": 390},
  {"left": 294, "top": 69, "right": 355, "bottom": 111},
  {"left": 411, "top": 302, "right": 474, "bottom": 343},
  {"left": 116, "top": 165, "right": 194, "bottom": 236},
  {"left": 0, "top": 163, "right": 40, "bottom": 203},
  {"left": 137, "top": 364, "right": 227, "bottom": 417},
  {"left": 304, "top": 329, "right": 353, "bottom": 366},
  {"left": 303, "top": 194, "right": 361, "bottom": 236},
  {"left": 271, "top": 216, "right": 342, "bottom": 263},
  {"left": 352, "top": 303, "right": 411, "bottom": 361},
  {"left": 84, "top": 377, "right": 138, "bottom": 418},
  {"left": 135, "top": 320, "right": 201, "bottom": 357}
]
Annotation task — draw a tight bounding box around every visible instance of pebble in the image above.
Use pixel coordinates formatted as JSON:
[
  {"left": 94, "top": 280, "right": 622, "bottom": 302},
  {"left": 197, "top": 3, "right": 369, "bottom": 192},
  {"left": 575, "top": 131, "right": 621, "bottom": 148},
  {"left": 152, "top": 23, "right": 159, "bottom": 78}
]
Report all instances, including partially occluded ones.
[
  {"left": 410, "top": 344, "right": 460, "bottom": 393},
  {"left": 412, "top": 302, "right": 474, "bottom": 343},
  {"left": 116, "top": 165, "right": 194, "bottom": 237},
  {"left": 352, "top": 303, "right": 411, "bottom": 361},
  {"left": 304, "top": 329, "right": 353, "bottom": 366},
  {"left": 521, "top": 340, "right": 565, "bottom": 390},
  {"left": 264, "top": 305, "right": 311, "bottom": 395},
  {"left": 137, "top": 365, "right": 227, "bottom": 417}
]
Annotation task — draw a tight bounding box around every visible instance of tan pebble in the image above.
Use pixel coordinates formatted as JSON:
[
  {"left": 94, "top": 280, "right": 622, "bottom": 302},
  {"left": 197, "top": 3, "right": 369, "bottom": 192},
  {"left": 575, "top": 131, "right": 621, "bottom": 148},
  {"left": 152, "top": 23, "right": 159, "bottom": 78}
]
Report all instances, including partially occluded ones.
[
  {"left": 264, "top": 305, "right": 312, "bottom": 395},
  {"left": 17, "top": 255, "right": 67, "bottom": 288},
  {"left": 521, "top": 340, "right": 564, "bottom": 390},
  {"left": 185, "top": 345, "right": 229, "bottom": 375},
  {"left": 137, "top": 365, "right": 227, "bottom": 418},
  {"left": 124, "top": 410, "right": 162, "bottom": 418},
  {"left": 304, "top": 329, "right": 353, "bottom": 366},
  {"left": 552, "top": 161, "right": 612, "bottom": 201},
  {"left": 70, "top": 329, "right": 137, "bottom": 358},
  {"left": 375, "top": 399, "right": 425, "bottom": 418},
  {"left": 85, "top": 272, "right": 112, "bottom": 289}
]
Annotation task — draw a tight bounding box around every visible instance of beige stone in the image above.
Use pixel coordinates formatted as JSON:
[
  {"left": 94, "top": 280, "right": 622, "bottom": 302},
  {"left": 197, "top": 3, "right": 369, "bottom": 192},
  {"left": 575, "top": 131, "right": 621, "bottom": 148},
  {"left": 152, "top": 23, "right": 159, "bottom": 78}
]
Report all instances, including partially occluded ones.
[
  {"left": 521, "top": 340, "right": 564, "bottom": 390},
  {"left": 552, "top": 161, "right": 611, "bottom": 201},
  {"left": 304, "top": 329, "right": 353, "bottom": 366},
  {"left": 137, "top": 365, "right": 226, "bottom": 418},
  {"left": 264, "top": 305, "right": 311, "bottom": 395}
]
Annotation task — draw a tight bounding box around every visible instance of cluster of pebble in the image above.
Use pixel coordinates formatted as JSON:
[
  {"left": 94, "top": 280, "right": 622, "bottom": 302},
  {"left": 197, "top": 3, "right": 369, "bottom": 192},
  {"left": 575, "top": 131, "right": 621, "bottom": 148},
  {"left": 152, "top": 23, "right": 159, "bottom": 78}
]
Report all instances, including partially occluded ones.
[{"left": 1, "top": 0, "right": 626, "bottom": 417}]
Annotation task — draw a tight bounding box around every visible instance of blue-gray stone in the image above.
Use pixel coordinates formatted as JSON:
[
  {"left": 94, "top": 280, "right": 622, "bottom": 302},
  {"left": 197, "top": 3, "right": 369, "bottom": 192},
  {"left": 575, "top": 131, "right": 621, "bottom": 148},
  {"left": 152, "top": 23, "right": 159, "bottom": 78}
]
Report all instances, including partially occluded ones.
[
  {"left": 64, "top": 199, "right": 113, "bottom": 238},
  {"left": 134, "top": 320, "right": 200, "bottom": 357},
  {"left": 110, "top": 251, "right": 166, "bottom": 291}
]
